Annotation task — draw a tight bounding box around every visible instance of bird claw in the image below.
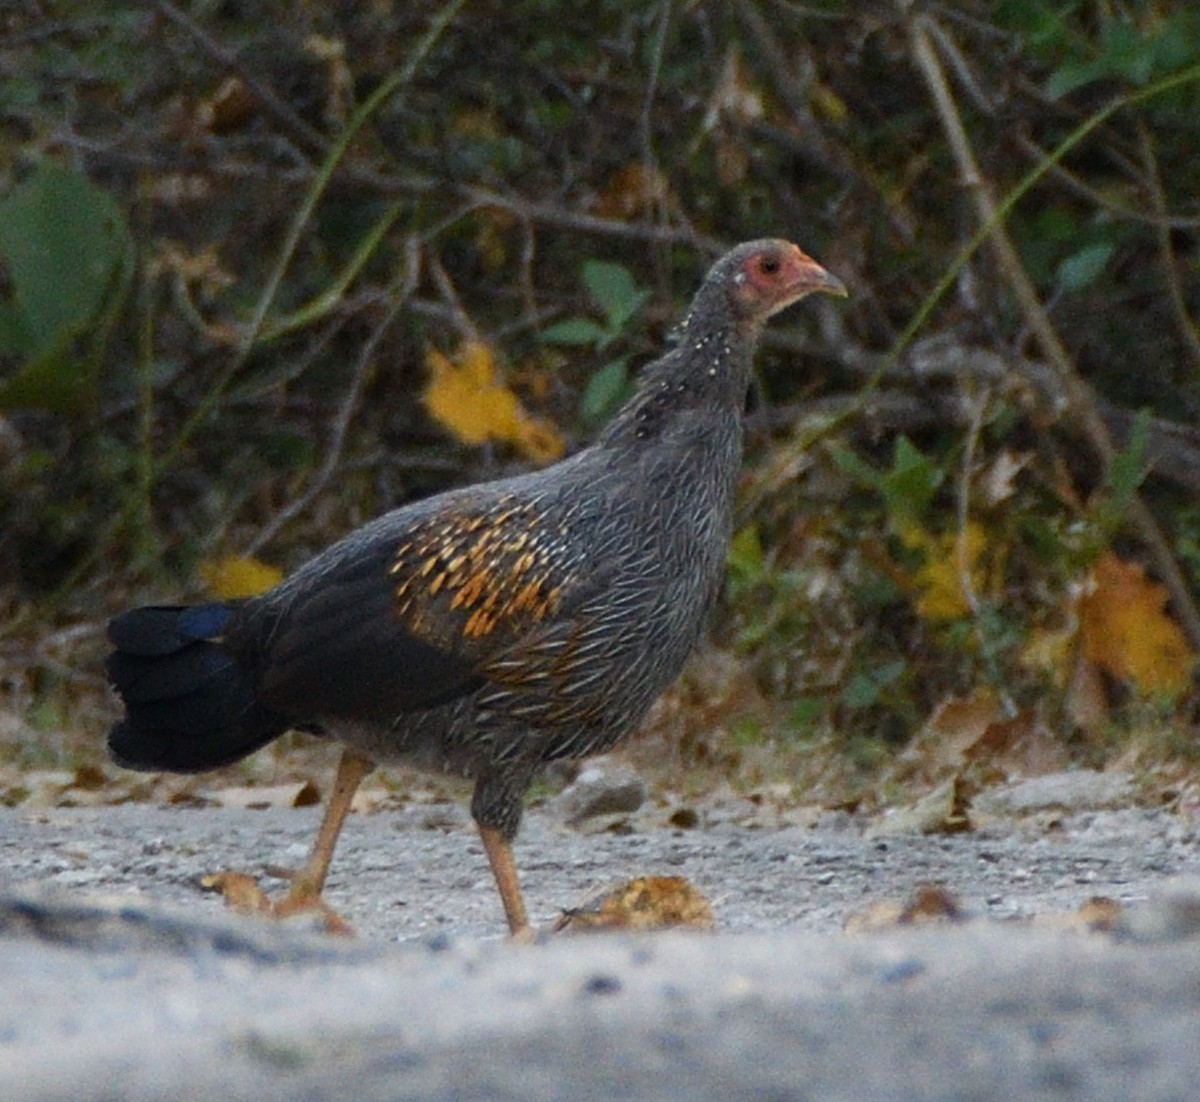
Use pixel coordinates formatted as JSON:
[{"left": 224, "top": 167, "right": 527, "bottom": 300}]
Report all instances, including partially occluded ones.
[{"left": 199, "top": 869, "right": 354, "bottom": 936}]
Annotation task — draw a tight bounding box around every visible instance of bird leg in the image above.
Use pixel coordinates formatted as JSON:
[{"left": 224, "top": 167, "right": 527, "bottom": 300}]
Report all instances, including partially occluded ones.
[
  {"left": 273, "top": 749, "right": 374, "bottom": 920},
  {"left": 477, "top": 823, "right": 531, "bottom": 939}
]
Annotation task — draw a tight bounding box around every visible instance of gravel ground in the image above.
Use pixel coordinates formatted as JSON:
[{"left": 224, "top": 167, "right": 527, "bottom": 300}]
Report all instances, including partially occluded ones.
[
  {"left": 4, "top": 793, "right": 1196, "bottom": 939},
  {"left": 3, "top": 780, "right": 1200, "bottom": 1100}
]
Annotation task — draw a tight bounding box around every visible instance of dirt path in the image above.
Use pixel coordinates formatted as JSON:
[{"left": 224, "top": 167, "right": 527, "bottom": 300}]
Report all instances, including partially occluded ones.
[{"left": 3, "top": 790, "right": 1200, "bottom": 1100}]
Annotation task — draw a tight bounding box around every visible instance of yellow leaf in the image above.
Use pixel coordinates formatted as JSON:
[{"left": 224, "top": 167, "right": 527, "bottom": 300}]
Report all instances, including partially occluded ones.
[
  {"left": 422, "top": 340, "right": 563, "bottom": 462},
  {"left": 1078, "top": 553, "right": 1194, "bottom": 699},
  {"left": 200, "top": 555, "right": 283, "bottom": 600},
  {"left": 810, "top": 81, "right": 848, "bottom": 124},
  {"left": 1020, "top": 624, "right": 1074, "bottom": 685},
  {"left": 474, "top": 209, "right": 514, "bottom": 271},
  {"left": 902, "top": 521, "right": 997, "bottom": 622}
]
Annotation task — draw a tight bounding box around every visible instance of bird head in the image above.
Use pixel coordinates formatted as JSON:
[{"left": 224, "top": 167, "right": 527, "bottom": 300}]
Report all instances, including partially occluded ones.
[{"left": 725, "top": 239, "right": 847, "bottom": 329}]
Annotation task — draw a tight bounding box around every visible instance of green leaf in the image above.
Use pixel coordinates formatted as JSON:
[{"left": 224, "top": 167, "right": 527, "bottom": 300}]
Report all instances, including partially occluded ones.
[
  {"left": 832, "top": 439, "right": 942, "bottom": 523},
  {"left": 0, "top": 162, "right": 133, "bottom": 412},
  {"left": 840, "top": 659, "right": 906, "bottom": 710},
  {"left": 1047, "top": 57, "right": 1108, "bottom": 99},
  {"left": 1056, "top": 242, "right": 1115, "bottom": 291},
  {"left": 830, "top": 445, "right": 883, "bottom": 490},
  {"left": 880, "top": 437, "right": 943, "bottom": 523},
  {"left": 787, "top": 697, "right": 826, "bottom": 731},
  {"left": 609, "top": 286, "right": 650, "bottom": 332},
  {"left": 541, "top": 317, "right": 611, "bottom": 346},
  {"left": 0, "top": 163, "right": 127, "bottom": 351},
  {"left": 579, "top": 357, "right": 630, "bottom": 424},
  {"left": 727, "top": 524, "right": 765, "bottom": 582},
  {"left": 1105, "top": 407, "right": 1150, "bottom": 507},
  {"left": 581, "top": 259, "right": 649, "bottom": 331}
]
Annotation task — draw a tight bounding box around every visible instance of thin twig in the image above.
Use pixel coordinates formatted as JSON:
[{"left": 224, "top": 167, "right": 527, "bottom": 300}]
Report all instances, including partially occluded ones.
[
  {"left": 516, "top": 214, "right": 539, "bottom": 329},
  {"left": 955, "top": 382, "right": 1019, "bottom": 716},
  {"left": 1137, "top": 121, "right": 1200, "bottom": 379},
  {"left": 0, "top": 0, "right": 467, "bottom": 638},
  {"left": 154, "top": 0, "right": 329, "bottom": 158},
  {"left": 1014, "top": 134, "right": 1200, "bottom": 231},
  {"left": 427, "top": 251, "right": 481, "bottom": 343},
  {"left": 922, "top": 16, "right": 999, "bottom": 115},
  {"left": 159, "top": 0, "right": 467, "bottom": 477},
  {"left": 905, "top": 6, "right": 1200, "bottom": 649},
  {"left": 246, "top": 238, "right": 422, "bottom": 555},
  {"left": 733, "top": 0, "right": 856, "bottom": 184},
  {"left": 639, "top": 0, "right": 672, "bottom": 217},
  {"left": 458, "top": 185, "right": 722, "bottom": 253}
]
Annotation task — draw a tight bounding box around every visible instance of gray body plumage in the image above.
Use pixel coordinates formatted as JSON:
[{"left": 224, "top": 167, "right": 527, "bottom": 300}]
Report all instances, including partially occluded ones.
[{"left": 231, "top": 293, "right": 749, "bottom": 836}]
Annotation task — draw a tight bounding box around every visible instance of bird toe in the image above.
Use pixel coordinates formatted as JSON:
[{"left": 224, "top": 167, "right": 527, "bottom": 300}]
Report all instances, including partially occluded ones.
[{"left": 199, "top": 867, "right": 354, "bottom": 936}]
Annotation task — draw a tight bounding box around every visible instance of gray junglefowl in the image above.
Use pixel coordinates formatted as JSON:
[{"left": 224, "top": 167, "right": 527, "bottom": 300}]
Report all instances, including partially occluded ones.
[{"left": 106, "top": 239, "right": 846, "bottom": 936}]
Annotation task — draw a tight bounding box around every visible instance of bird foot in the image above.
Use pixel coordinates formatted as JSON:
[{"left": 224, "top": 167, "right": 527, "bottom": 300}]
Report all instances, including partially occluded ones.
[{"left": 200, "top": 869, "right": 354, "bottom": 936}]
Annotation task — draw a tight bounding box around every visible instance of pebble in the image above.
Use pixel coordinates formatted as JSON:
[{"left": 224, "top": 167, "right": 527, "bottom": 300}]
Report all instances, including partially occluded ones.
[
  {"left": 973, "top": 771, "right": 1134, "bottom": 816},
  {"left": 551, "top": 758, "right": 647, "bottom": 827}
]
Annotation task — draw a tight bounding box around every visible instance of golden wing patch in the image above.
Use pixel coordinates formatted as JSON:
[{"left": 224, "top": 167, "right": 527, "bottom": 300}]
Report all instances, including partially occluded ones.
[{"left": 389, "top": 495, "right": 568, "bottom": 640}]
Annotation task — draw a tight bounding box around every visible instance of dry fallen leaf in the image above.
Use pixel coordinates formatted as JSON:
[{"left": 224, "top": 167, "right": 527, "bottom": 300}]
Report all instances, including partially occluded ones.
[
  {"left": 1030, "top": 895, "right": 1124, "bottom": 934},
  {"left": 844, "top": 883, "right": 964, "bottom": 932},
  {"left": 209, "top": 780, "right": 321, "bottom": 811},
  {"left": 195, "top": 75, "right": 257, "bottom": 135},
  {"left": 959, "top": 709, "right": 1069, "bottom": 779},
  {"left": 702, "top": 46, "right": 766, "bottom": 186},
  {"left": 553, "top": 876, "right": 715, "bottom": 933},
  {"left": 1079, "top": 553, "right": 1194, "bottom": 699},
  {"left": 979, "top": 449, "right": 1031, "bottom": 507},
  {"left": 1065, "top": 653, "right": 1109, "bottom": 735},
  {"left": 590, "top": 162, "right": 671, "bottom": 221},
  {"left": 1076, "top": 895, "right": 1123, "bottom": 932},
  {"left": 923, "top": 689, "right": 1004, "bottom": 773}
]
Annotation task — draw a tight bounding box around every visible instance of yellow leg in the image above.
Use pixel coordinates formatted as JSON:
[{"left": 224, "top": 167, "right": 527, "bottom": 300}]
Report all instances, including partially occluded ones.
[
  {"left": 478, "top": 823, "right": 532, "bottom": 939},
  {"left": 276, "top": 749, "right": 374, "bottom": 914}
]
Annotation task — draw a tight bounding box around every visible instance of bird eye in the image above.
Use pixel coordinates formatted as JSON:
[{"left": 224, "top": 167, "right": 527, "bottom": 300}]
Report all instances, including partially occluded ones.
[{"left": 759, "top": 255, "right": 781, "bottom": 275}]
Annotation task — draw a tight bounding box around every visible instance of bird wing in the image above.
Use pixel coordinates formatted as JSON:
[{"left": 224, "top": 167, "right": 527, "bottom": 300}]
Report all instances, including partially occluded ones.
[{"left": 251, "top": 489, "right": 602, "bottom": 725}]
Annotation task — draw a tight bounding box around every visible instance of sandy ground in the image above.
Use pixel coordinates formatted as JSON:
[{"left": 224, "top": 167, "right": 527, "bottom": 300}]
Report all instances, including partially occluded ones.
[{"left": 2, "top": 780, "right": 1200, "bottom": 1100}]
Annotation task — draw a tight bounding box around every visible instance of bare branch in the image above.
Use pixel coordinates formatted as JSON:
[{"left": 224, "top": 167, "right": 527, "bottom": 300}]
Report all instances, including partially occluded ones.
[
  {"left": 903, "top": 5, "right": 1200, "bottom": 647},
  {"left": 458, "top": 186, "right": 723, "bottom": 254},
  {"left": 1015, "top": 134, "right": 1200, "bottom": 231},
  {"left": 246, "top": 237, "right": 422, "bottom": 555},
  {"left": 1137, "top": 122, "right": 1200, "bottom": 381},
  {"left": 154, "top": 0, "right": 329, "bottom": 159}
]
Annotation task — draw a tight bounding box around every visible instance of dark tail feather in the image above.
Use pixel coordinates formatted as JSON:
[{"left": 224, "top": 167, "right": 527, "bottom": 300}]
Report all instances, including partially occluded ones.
[{"left": 106, "top": 603, "right": 288, "bottom": 773}]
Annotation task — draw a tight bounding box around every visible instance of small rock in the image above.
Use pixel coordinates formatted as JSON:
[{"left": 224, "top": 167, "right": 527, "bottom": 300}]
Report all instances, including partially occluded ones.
[
  {"left": 1116, "top": 878, "right": 1200, "bottom": 943},
  {"left": 974, "top": 770, "right": 1133, "bottom": 816},
  {"left": 668, "top": 807, "right": 699, "bottom": 830},
  {"left": 868, "top": 778, "right": 969, "bottom": 837},
  {"left": 52, "top": 868, "right": 104, "bottom": 887},
  {"left": 551, "top": 758, "right": 646, "bottom": 827}
]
